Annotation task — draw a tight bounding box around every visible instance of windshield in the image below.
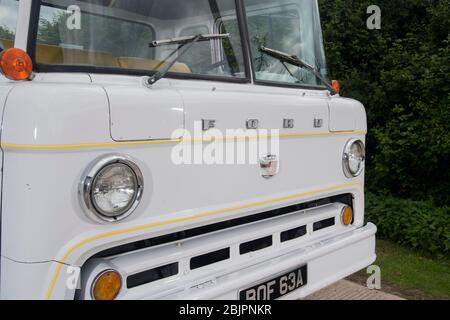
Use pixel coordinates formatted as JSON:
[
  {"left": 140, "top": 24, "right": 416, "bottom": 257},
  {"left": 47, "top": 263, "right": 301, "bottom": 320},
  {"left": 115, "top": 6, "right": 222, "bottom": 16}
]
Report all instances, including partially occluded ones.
[
  {"left": 243, "top": 0, "right": 328, "bottom": 86},
  {"left": 33, "top": 0, "right": 328, "bottom": 86},
  {"left": 35, "top": 0, "right": 246, "bottom": 78}
]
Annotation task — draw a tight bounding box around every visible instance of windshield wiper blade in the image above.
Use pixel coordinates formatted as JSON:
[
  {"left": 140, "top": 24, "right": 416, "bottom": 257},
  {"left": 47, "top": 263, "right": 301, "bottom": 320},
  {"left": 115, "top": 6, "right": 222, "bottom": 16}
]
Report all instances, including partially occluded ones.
[
  {"left": 146, "top": 33, "right": 230, "bottom": 85},
  {"left": 259, "top": 46, "right": 336, "bottom": 94}
]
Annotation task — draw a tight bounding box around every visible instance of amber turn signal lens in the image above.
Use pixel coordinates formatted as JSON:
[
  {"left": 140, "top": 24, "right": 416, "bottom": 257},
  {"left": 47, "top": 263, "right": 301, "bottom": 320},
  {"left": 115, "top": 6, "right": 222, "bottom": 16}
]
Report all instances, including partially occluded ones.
[
  {"left": 91, "top": 270, "right": 122, "bottom": 300},
  {"left": 0, "top": 48, "right": 33, "bottom": 81},
  {"left": 332, "top": 80, "right": 341, "bottom": 94},
  {"left": 341, "top": 206, "right": 354, "bottom": 226}
]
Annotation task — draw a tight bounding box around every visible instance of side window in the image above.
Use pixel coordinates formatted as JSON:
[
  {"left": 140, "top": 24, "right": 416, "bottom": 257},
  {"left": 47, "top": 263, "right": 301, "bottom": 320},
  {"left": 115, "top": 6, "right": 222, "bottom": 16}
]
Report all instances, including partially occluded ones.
[
  {"left": 0, "top": 0, "right": 19, "bottom": 51},
  {"left": 178, "top": 25, "right": 211, "bottom": 74}
]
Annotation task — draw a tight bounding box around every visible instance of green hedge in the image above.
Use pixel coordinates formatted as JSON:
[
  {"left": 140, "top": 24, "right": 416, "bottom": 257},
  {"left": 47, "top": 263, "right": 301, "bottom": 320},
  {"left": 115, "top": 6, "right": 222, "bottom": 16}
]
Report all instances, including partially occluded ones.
[
  {"left": 319, "top": 0, "right": 450, "bottom": 205},
  {"left": 366, "top": 193, "right": 450, "bottom": 256}
]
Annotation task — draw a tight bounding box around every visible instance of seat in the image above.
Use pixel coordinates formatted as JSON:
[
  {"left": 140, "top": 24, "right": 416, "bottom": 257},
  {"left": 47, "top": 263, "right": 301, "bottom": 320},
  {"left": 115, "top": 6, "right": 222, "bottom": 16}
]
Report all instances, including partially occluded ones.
[
  {"left": 36, "top": 44, "right": 63, "bottom": 64},
  {"left": 61, "top": 48, "right": 120, "bottom": 67},
  {"left": 0, "top": 39, "right": 14, "bottom": 50},
  {"left": 118, "top": 57, "right": 192, "bottom": 73}
]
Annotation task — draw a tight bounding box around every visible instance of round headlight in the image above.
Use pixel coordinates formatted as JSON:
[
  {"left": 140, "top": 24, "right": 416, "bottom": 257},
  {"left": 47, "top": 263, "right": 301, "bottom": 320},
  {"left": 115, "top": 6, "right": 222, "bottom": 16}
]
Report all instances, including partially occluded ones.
[
  {"left": 343, "top": 139, "right": 366, "bottom": 178},
  {"left": 82, "top": 155, "right": 144, "bottom": 222}
]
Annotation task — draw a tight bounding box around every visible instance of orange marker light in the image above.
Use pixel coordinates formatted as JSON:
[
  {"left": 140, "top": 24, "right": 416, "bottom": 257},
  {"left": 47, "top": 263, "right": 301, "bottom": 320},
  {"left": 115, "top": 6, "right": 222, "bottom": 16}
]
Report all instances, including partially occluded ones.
[
  {"left": 0, "top": 48, "right": 33, "bottom": 81},
  {"left": 341, "top": 206, "right": 354, "bottom": 226},
  {"left": 332, "top": 80, "right": 341, "bottom": 94},
  {"left": 91, "top": 270, "right": 122, "bottom": 300}
]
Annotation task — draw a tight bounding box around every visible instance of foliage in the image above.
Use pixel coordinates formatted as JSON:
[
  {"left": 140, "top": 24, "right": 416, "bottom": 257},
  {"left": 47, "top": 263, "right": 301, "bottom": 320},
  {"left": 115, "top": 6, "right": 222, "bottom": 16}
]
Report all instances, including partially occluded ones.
[
  {"left": 366, "top": 192, "right": 450, "bottom": 256},
  {"left": 0, "top": 25, "right": 14, "bottom": 41},
  {"left": 37, "top": 16, "right": 63, "bottom": 45},
  {"left": 319, "top": 0, "right": 450, "bottom": 205}
]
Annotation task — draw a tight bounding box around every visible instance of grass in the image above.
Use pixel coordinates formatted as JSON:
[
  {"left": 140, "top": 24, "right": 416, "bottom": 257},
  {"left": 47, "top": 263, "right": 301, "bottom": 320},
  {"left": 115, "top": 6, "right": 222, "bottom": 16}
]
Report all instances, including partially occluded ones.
[{"left": 349, "top": 239, "right": 450, "bottom": 300}]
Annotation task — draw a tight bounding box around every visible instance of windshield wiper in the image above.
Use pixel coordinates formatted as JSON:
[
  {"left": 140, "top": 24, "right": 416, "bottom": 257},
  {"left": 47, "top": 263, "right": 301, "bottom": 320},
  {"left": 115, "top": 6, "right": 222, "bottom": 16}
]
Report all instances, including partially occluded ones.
[
  {"left": 259, "top": 46, "right": 336, "bottom": 94},
  {"left": 146, "top": 33, "right": 230, "bottom": 85}
]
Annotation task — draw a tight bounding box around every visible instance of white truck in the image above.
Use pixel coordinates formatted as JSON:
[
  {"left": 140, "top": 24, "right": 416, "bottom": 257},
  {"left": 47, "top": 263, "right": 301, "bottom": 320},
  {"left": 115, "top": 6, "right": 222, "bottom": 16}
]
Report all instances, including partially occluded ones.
[{"left": 0, "top": 0, "right": 376, "bottom": 300}]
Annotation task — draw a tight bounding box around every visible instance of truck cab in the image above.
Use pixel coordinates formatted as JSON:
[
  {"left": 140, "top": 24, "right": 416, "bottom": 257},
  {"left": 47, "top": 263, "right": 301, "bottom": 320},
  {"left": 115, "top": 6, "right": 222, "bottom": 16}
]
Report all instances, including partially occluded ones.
[{"left": 0, "top": 0, "right": 376, "bottom": 300}]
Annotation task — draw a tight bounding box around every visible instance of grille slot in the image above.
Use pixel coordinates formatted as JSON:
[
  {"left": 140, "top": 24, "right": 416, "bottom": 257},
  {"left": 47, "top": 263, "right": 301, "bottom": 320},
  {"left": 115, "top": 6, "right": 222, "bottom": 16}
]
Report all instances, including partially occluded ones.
[
  {"left": 313, "top": 217, "right": 336, "bottom": 232},
  {"left": 240, "top": 236, "right": 273, "bottom": 255},
  {"left": 190, "top": 248, "right": 231, "bottom": 270},
  {"left": 281, "top": 225, "right": 307, "bottom": 242},
  {"left": 127, "top": 262, "right": 179, "bottom": 289}
]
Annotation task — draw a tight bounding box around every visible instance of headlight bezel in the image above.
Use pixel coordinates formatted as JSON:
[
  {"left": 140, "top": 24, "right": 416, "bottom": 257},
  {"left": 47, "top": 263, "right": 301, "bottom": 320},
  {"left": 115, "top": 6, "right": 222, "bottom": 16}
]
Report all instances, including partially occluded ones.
[
  {"left": 343, "top": 139, "right": 366, "bottom": 178},
  {"left": 81, "top": 155, "right": 144, "bottom": 223}
]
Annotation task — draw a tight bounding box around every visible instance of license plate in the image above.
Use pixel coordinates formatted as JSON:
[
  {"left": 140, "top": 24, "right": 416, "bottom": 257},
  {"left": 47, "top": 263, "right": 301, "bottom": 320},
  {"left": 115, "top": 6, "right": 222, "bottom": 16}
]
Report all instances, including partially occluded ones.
[{"left": 239, "top": 265, "right": 308, "bottom": 300}]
